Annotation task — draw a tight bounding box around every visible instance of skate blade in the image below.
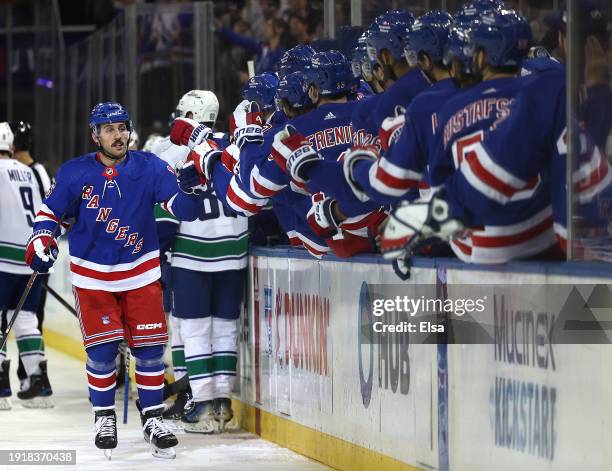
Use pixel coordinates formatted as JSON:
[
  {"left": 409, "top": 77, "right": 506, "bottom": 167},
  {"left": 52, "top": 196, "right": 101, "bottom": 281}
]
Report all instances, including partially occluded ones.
[
  {"left": 151, "top": 445, "right": 176, "bottom": 459},
  {"left": 20, "top": 397, "right": 54, "bottom": 409},
  {"left": 183, "top": 420, "right": 216, "bottom": 434},
  {"left": 0, "top": 398, "right": 12, "bottom": 411},
  {"left": 104, "top": 449, "right": 113, "bottom": 460}
]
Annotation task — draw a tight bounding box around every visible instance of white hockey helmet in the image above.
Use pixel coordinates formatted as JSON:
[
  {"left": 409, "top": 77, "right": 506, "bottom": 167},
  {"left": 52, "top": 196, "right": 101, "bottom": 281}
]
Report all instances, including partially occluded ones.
[
  {"left": 128, "top": 129, "right": 140, "bottom": 150},
  {"left": 142, "top": 133, "right": 165, "bottom": 152},
  {"left": 0, "top": 122, "right": 14, "bottom": 153},
  {"left": 176, "top": 90, "right": 219, "bottom": 124}
]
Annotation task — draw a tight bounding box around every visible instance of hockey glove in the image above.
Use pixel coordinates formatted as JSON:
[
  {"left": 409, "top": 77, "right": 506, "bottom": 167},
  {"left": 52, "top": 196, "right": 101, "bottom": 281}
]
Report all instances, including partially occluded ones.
[
  {"left": 231, "top": 100, "right": 264, "bottom": 149},
  {"left": 176, "top": 160, "right": 205, "bottom": 195},
  {"left": 170, "top": 117, "right": 212, "bottom": 150},
  {"left": 220, "top": 143, "right": 241, "bottom": 176},
  {"left": 379, "top": 107, "right": 405, "bottom": 151},
  {"left": 306, "top": 192, "right": 341, "bottom": 238},
  {"left": 342, "top": 145, "right": 379, "bottom": 202},
  {"left": 25, "top": 230, "right": 59, "bottom": 274},
  {"left": 379, "top": 192, "right": 464, "bottom": 260},
  {"left": 190, "top": 141, "right": 222, "bottom": 184},
  {"left": 271, "top": 124, "right": 322, "bottom": 184}
]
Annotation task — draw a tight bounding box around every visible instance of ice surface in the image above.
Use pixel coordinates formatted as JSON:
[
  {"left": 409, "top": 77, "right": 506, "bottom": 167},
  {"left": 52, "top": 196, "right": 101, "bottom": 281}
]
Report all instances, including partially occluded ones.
[{"left": 0, "top": 343, "right": 329, "bottom": 471}]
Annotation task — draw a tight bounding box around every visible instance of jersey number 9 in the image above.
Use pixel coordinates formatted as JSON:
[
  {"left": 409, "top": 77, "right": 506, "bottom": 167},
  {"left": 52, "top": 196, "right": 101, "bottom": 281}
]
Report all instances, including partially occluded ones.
[{"left": 19, "top": 187, "right": 36, "bottom": 227}]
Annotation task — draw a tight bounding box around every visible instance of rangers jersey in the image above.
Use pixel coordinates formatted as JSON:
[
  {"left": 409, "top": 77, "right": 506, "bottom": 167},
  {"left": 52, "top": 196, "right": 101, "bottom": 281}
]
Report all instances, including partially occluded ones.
[
  {"left": 31, "top": 151, "right": 201, "bottom": 291},
  {"left": 433, "top": 75, "right": 557, "bottom": 263},
  {"left": 472, "top": 67, "right": 612, "bottom": 255},
  {"left": 373, "top": 68, "right": 429, "bottom": 128},
  {"left": 0, "top": 159, "right": 42, "bottom": 274},
  {"left": 350, "top": 78, "right": 457, "bottom": 206},
  {"left": 351, "top": 93, "right": 382, "bottom": 149}
]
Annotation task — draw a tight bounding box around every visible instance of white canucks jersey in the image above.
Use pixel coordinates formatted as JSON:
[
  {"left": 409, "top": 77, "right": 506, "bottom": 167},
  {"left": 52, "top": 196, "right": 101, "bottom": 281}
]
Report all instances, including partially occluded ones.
[
  {"left": 155, "top": 138, "right": 248, "bottom": 272},
  {"left": 0, "top": 159, "right": 43, "bottom": 274}
]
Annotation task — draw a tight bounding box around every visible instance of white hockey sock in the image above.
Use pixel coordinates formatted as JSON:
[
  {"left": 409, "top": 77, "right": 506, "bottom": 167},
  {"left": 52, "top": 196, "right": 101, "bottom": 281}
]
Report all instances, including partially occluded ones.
[
  {"left": 181, "top": 317, "right": 214, "bottom": 402},
  {"left": 211, "top": 318, "right": 238, "bottom": 398},
  {"left": 11, "top": 310, "right": 44, "bottom": 377},
  {"left": 169, "top": 316, "right": 187, "bottom": 381}
]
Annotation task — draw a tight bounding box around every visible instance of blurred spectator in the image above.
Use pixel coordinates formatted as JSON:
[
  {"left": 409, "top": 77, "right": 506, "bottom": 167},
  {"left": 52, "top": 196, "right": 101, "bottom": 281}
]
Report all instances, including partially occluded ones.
[
  {"left": 241, "top": 0, "right": 281, "bottom": 42},
  {"left": 217, "top": 17, "right": 293, "bottom": 75},
  {"left": 288, "top": 14, "right": 311, "bottom": 44},
  {"left": 214, "top": 16, "right": 256, "bottom": 129}
]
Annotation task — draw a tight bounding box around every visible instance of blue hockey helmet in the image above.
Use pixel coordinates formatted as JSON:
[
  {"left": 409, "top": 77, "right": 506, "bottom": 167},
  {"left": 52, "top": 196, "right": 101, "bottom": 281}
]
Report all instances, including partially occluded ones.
[
  {"left": 89, "top": 102, "right": 132, "bottom": 133},
  {"left": 404, "top": 11, "right": 454, "bottom": 66},
  {"left": 420, "top": 10, "right": 454, "bottom": 26},
  {"left": 243, "top": 73, "right": 280, "bottom": 112},
  {"left": 275, "top": 71, "right": 312, "bottom": 110},
  {"left": 278, "top": 44, "right": 316, "bottom": 78},
  {"left": 468, "top": 8, "right": 532, "bottom": 67},
  {"left": 443, "top": 26, "right": 473, "bottom": 73},
  {"left": 454, "top": 0, "right": 505, "bottom": 27},
  {"left": 366, "top": 10, "right": 415, "bottom": 62},
  {"left": 370, "top": 10, "right": 416, "bottom": 29},
  {"left": 304, "top": 50, "right": 354, "bottom": 97}
]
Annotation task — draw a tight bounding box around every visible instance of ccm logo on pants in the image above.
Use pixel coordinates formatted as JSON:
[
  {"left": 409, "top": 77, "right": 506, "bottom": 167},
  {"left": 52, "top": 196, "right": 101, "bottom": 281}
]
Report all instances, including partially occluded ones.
[{"left": 136, "top": 323, "right": 163, "bottom": 330}]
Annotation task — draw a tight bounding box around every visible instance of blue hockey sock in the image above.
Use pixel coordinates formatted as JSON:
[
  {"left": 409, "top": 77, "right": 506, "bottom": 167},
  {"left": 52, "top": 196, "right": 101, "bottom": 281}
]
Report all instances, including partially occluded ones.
[
  {"left": 132, "top": 345, "right": 165, "bottom": 412},
  {"left": 86, "top": 341, "right": 120, "bottom": 410}
]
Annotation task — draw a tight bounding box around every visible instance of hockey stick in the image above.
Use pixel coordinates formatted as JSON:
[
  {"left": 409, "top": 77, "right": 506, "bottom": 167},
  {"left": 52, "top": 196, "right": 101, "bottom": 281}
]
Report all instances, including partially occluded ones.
[
  {"left": 123, "top": 347, "right": 130, "bottom": 424},
  {"left": 0, "top": 188, "right": 84, "bottom": 351},
  {"left": 43, "top": 283, "right": 77, "bottom": 317},
  {"left": 163, "top": 374, "right": 189, "bottom": 400},
  {"left": 0, "top": 273, "right": 44, "bottom": 351}
]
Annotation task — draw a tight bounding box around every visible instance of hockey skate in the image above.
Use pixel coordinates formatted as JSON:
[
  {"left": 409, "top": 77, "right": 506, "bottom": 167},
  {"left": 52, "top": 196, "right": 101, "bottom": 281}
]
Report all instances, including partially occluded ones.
[
  {"left": 141, "top": 407, "right": 178, "bottom": 459},
  {"left": 0, "top": 360, "right": 12, "bottom": 411},
  {"left": 214, "top": 398, "right": 234, "bottom": 432},
  {"left": 94, "top": 409, "right": 117, "bottom": 460},
  {"left": 182, "top": 400, "right": 216, "bottom": 434},
  {"left": 17, "top": 360, "right": 53, "bottom": 409},
  {"left": 163, "top": 387, "right": 192, "bottom": 420}
]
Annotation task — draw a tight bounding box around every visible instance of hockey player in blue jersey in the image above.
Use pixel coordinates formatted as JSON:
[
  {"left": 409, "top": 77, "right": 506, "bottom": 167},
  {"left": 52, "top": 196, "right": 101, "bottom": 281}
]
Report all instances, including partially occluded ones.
[
  {"left": 263, "top": 50, "right": 388, "bottom": 257},
  {"left": 461, "top": 1, "right": 611, "bottom": 257},
  {"left": 25, "top": 102, "right": 204, "bottom": 459},
  {"left": 276, "top": 13, "right": 453, "bottom": 245},
  {"left": 343, "top": 12, "right": 456, "bottom": 207},
  {"left": 263, "top": 51, "right": 395, "bottom": 257},
  {"left": 350, "top": 29, "right": 387, "bottom": 150},
  {"left": 277, "top": 44, "right": 316, "bottom": 78},
  {"left": 366, "top": 10, "right": 430, "bottom": 145},
  {"left": 271, "top": 44, "right": 316, "bottom": 128},
  {"left": 346, "top": 10, "right": 431, "bottom": 186},
  {"left": 381, "top": 9, "right": 563, "bottom": 265},
  {"left": 243, "top": 72, "right": 280, "bottom": 128}
]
